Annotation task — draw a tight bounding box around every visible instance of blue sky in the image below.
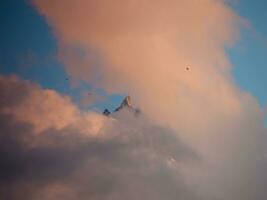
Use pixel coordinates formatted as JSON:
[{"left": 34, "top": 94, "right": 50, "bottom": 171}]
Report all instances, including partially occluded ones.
[
  {"left": 0, "top": 0, "right": 123, "bottom": 111},
  {"left": 231, "top": 0, "right": 267, "bottom": 107},
  {"left": 0, "top": 0, "right": 266, "bottom": 111}
]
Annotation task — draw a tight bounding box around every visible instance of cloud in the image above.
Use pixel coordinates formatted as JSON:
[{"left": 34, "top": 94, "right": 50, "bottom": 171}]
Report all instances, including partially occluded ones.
[
  {"left": 8, "top": 0, "right": 267, "bottom": 199},
  {"left": 1, "top": 73, "right": 267, "bottom": 200},
  {"left": 32, "top": 0, "right": 245, "bottom": 128},
  {"left": 0, "top": 75, "right": 199, "bottom": 200}
]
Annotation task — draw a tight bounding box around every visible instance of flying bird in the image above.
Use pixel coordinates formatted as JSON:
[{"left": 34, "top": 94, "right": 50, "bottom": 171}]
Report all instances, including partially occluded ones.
[{"left": 186, "top": 67, "right": 189, "bottom": 71}]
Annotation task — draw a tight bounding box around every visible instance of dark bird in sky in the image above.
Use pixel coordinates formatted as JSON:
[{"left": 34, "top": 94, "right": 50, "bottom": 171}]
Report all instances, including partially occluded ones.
[{"left": 186, "top": 67, "right": 189, "bottom": 70}]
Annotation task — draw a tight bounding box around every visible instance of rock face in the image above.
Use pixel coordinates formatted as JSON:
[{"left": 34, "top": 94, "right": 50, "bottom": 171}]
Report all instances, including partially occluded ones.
[
  {"left": 103, "top": 96, "right": 141, "bottom": 116},
  {"left": 114, "top": 96, "right": 132, "bottom": 112},
  {"left": 103, "top": 109, "right": 111, "bottom": 116}
]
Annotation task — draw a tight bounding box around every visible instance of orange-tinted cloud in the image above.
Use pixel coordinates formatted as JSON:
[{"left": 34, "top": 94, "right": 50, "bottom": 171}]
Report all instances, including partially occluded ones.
[
  {"left": 32, "top": 0, "right": 246, "bottom": 130},
  {"left": 0, "top": 75, "right": 198, "bottom": 200},
  {"left": 28, "top": 1, "right": 267, "bottom": 199},
  {"left": 0, "top": 75, "right": 106, "bottom": 137},
  {"left": 0, "top": 72, "right": 266, "bottom": 199}
]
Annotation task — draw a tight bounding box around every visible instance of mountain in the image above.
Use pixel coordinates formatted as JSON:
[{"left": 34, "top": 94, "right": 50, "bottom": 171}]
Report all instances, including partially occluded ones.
[
  {"left": 103, "top": 96, "right": 140, "bottom": 116},
  {"left": 114, "top": 96, "right": 132, "bottom": 112},
  {"left": 103, "top": 109, "right": 111, "bottom": 116}
]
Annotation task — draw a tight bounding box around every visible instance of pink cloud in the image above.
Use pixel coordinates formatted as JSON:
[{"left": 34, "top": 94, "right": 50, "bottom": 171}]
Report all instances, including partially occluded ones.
[
  {"left": 16, "top": 1, "right": 267, "bottom": 199},
  {"left": 32, "top": 0, "right": 246, "bottom": 129}
]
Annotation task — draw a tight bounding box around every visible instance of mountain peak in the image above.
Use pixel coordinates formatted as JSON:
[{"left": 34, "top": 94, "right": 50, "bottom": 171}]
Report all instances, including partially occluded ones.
[
  {"left": 121, "top": 96, "right": 132, "bottom": 107},
  {"left": 114, "top": 96, "right": 132, "bottom": 112},
  {"left": 103, "top": 96, "right": 141, "bottom": 116},
  {"left": 103, "top": 109, "right": 111, "bottom": 116}
]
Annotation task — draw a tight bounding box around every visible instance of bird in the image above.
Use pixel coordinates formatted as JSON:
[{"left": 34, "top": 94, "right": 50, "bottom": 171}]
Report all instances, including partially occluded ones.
[{"left": 186, "top": 67, "right": 189, "bottom": 71}]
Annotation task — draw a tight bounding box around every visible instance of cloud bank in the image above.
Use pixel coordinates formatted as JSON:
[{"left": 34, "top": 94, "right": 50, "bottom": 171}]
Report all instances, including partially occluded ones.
[
  {"left": 0, "top": 75, "right": 199, "bottom": 200},
  {"left": 0, "top": 73, "right": 266, "bottom": 199}
]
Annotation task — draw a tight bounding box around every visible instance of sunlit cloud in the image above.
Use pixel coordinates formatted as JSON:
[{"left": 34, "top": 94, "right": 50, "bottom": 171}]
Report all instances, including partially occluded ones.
[
  {"left": 0, "top": 0, "right": 266, "bottom": 199},
  {"left": 0, "top": 75, "right": 199, "bottom": 200}
]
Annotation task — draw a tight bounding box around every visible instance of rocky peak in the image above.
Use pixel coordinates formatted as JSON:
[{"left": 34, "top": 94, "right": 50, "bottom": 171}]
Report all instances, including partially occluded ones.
[
  {"left": 114, "top": 96, "right": 132, "bottom": 112},
  {"left": 103, "top": 96, "right": 140, "bottom": 116},
  {"left": 103, "top": 109, "right": 111, "bottom": 116},
  {"left": 118, "top": 96, "right": 132, "bottom": 108}
]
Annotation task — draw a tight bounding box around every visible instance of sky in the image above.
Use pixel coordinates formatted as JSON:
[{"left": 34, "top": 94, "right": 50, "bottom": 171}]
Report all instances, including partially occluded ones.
[
  {"left": 0, "top": 0, "right": 124, "bottom": 111},
  {"left": 0, "top": 1, "right": 267, "bottom": 200},
  {"left": 0, "top": 0, "right": 267, "bottom": 110}
]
